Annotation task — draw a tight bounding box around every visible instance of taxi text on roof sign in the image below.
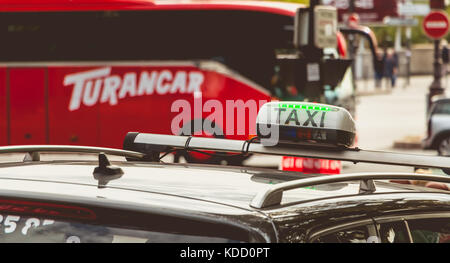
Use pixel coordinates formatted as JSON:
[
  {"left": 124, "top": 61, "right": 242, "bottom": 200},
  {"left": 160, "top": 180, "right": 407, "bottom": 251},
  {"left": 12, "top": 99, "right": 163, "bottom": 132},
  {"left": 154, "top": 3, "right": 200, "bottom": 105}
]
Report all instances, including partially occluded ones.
[{"left": 256, "top": 101, "right": 356, "bottom": 147}]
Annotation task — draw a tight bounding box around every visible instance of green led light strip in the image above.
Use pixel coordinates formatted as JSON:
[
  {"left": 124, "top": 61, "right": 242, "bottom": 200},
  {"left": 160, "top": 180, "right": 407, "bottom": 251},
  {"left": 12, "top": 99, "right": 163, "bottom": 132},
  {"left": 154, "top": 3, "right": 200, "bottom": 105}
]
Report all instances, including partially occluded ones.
[{"left": 279, "top": 103, "right": 333, "bottom": 112}]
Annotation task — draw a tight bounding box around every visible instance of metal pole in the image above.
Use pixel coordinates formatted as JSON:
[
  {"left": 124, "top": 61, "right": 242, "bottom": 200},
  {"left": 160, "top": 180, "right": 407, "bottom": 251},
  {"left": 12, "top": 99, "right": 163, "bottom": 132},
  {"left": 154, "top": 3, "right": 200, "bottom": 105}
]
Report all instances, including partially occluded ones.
[
  {"left": 405, "top": 26, "right": 412, "bottom": 88},
  {"left": 349, "top": 0, "right": 355, "bottom": 13},
  {"left": 428, "top": 40, "right": 444, "bottom": 110},
  {"left": 427, "top": 0, "right": 446, "bottom": 110},
  {"left": 348, "top": 0, "right": 357, "bottom": 90},
  {"left": 303, "top": 0, "right": 324, "bottom": 100}
]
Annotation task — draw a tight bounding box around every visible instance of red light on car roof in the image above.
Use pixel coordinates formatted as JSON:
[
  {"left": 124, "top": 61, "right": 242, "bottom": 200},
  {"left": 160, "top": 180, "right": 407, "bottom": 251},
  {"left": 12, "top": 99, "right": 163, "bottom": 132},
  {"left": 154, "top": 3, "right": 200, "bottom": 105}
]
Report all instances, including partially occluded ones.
[{"left": 0, "top": 199, "right": 96, "bottom": 220}]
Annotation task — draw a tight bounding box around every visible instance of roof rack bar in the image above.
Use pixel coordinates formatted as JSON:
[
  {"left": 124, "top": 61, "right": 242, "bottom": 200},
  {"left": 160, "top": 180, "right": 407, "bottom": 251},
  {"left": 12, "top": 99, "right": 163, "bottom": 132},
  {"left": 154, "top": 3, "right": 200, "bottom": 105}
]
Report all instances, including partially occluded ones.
[
  {"left": 250, "top": 173, "right": 450, "bottom": 209},
  {"left": 0, "top": 145, "right": 145, "bottom": 160},
  {"left": 128, "top": 133, "right": 450, "bottom": 171}
]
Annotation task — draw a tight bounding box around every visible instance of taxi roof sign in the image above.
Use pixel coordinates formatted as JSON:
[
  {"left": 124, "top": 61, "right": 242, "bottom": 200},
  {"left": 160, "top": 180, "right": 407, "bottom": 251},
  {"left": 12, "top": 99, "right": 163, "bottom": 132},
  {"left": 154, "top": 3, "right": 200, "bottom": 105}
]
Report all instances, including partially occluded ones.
[{"left": 256, "top": 102, "right": 356, "bottom": 147}]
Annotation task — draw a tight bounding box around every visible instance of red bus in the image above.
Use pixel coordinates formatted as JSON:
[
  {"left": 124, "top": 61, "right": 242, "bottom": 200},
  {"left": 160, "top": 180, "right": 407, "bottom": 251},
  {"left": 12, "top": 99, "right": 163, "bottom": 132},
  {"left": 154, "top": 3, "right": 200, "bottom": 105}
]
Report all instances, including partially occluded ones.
[{"left": 0, "top": 0, "right": 369, "bottom": 165}]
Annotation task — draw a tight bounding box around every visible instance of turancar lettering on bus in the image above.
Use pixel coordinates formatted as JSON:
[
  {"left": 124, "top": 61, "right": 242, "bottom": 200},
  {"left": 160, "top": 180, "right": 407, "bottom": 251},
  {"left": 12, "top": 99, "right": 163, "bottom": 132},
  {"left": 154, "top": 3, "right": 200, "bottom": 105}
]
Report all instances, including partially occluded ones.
[{"left": 63, "top": 67, "right": 205, "bottom": 111}]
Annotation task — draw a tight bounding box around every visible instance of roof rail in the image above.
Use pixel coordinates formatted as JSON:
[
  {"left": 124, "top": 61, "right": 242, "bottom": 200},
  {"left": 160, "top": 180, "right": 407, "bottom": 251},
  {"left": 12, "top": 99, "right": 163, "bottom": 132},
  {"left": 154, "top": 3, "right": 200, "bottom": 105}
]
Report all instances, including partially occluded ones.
[
  {"left": 123, "top": 133, "right": 450, "bottom": 171},
  {"left": 250, "top": 173, "right": 450, "bottom": 209},
  {"left": 0, "top": 145, "right": 145, "bottom": 162}
]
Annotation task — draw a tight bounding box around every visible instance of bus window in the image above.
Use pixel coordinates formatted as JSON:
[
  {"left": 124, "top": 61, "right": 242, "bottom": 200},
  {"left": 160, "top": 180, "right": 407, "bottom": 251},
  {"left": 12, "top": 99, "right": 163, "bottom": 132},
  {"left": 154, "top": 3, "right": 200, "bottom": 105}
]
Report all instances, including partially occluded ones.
[{"left": 0, "top": 10, "right": 293, "bottom": 90}]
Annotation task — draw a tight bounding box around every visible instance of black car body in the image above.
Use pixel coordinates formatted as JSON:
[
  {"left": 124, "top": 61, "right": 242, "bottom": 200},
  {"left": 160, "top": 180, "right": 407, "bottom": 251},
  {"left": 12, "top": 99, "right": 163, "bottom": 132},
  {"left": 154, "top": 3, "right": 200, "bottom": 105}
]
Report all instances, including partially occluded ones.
[{"left": 0, "top": 154, "right": 449, "bottom": 243}]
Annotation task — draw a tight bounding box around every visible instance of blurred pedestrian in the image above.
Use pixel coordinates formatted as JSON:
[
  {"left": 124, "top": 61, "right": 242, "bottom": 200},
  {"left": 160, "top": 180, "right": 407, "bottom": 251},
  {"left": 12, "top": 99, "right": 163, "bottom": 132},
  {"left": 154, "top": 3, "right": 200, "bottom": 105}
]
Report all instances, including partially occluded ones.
[
  {"left": 374, "top": 48, "right": 385, "bottom": 89},
  {"left": 442, "top": 40, "right": 449, "bottom": 88},
  {"left": 384, "top": 48, "right": 399, "bottom": 89}
]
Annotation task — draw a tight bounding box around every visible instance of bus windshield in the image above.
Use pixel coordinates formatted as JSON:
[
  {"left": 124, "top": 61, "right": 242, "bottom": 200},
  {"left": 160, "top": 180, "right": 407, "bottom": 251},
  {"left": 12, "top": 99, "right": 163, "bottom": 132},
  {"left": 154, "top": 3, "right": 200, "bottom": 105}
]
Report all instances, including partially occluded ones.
[{"left": 0, "top": 10, "right": 294, "bottom": 89}]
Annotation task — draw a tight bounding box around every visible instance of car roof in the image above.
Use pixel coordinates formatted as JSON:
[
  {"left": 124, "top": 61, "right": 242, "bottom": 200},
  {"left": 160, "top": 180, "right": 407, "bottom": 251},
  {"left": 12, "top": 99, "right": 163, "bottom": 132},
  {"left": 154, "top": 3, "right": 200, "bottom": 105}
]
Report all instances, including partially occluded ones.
[
  {"left": 0, "top": 159, "right": 447, "bottom": 213},
  {"left": 0, "top": 0, "right": 302, "bottom": 16}
]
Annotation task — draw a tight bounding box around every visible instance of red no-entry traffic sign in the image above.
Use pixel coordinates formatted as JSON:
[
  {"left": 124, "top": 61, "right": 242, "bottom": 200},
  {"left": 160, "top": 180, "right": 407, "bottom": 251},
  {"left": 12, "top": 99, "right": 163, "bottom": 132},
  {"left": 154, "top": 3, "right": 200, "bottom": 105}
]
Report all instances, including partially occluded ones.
[{"left": 423, "top": 11, "right": 449, "bottom": 40}]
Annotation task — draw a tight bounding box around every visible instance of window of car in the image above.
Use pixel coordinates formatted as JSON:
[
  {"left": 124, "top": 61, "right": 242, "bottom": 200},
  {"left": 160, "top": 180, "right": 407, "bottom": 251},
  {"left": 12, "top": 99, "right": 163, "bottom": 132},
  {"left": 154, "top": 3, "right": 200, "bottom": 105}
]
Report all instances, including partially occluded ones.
[
  {"left": 432, "top": 100, "right": 450, "bottom": 115},
  {"left": 375, "top": 215, "right": 450, "bottom": 243},
  {"left": 402, "top": 218, "right": 450, "bottom": 243},
  {"left": 311, "top": 221, "right": 379, "bottom": 243},
  {"left": 0, "top": 198, "right": 256, "bottom": 243},
  {"left": 0, "top": 214, "right": 243, "bottom": 243},
  {"left": 377, "top": 220, "right": 411, "bottom": 243},
  {"left": 309, "top": 213, "right": 450, "bottom": 243}
]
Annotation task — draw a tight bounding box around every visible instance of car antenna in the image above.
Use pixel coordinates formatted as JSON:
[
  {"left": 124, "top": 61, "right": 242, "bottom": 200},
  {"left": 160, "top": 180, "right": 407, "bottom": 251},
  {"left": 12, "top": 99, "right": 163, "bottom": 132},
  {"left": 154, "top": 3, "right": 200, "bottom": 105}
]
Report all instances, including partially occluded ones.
[{"left": 93, "top": 153, "right": 123, "bottom": 189}]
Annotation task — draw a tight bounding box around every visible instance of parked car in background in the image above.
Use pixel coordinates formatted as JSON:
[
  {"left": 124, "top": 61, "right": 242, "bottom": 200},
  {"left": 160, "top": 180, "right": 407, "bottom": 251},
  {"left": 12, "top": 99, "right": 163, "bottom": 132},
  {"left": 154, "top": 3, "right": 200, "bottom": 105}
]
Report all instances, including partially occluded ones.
[{"left": 423, "top": 97, "right": 450, "bottom": 155}]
